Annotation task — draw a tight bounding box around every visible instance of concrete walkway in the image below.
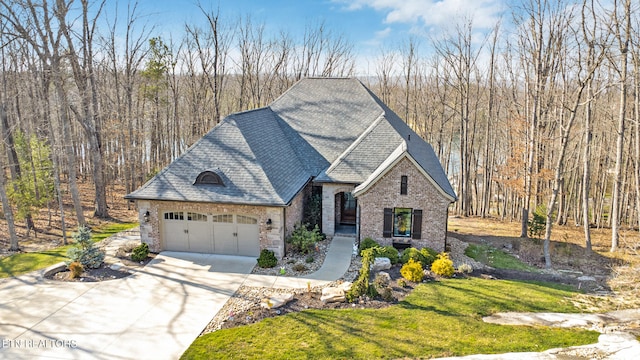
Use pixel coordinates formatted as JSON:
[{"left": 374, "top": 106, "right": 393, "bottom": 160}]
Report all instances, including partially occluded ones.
[
  {"left": 0, "top": 233, "right": 354, "bottom": 360},
  {"left": 241, "top": 236, "right": 355, "bottom": 289}
]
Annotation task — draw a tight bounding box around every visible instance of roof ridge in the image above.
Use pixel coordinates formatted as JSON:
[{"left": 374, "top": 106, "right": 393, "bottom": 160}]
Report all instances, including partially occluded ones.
[
  {"left": 227, "top": 106, "right": 271, "bottom": 118},
  {"left": 234, "top": 109, "right": 297, "bottom": 205}
]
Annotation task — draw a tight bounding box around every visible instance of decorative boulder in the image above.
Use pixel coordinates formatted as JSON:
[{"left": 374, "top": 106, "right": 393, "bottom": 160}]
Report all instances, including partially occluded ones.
[
  {"left": 339, "top": 281, "right": 353, "bottom": 292},
  {"left": 321, "top": 287, "right": 346, "bottom": 303},
  {"left": 376, "top": 272, "right": 391, "bottom": 285},
  {"left": 110, "top": 263, "right": 124, "bottom": 271},
  {"left": 260, "top": 293, "right": 294, "bottom": 309},
  {"left": 371, "top": 257, "right": 392, "bottom": 272}
]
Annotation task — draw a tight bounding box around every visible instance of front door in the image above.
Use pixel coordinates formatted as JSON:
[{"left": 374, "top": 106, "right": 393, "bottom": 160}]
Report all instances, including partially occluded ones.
[{"left": 340, "top": 192, "right": 357, "bottom": 225}]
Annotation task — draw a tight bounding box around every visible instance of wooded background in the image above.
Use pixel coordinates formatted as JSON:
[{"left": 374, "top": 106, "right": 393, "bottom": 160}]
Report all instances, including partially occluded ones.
[{"left": 0, "top": 0, "right": 638, "bottom": 266}]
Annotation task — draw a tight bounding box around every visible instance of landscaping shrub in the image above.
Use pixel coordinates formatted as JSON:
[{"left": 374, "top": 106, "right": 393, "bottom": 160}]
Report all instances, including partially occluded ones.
[
  {"left": 257, "top": 249, "right": 278, "bottom": 268},
  {"left": 400, "top": 259, "right": 424, "bottom": 282},
  {"left": 286, "top": 223, "right": 322, "bottom": 254},
  {"left": 373, "top": 246, "right": 399, "bottom": 264},
  {"left": 373, "top": 272, "right": 390, "bottom": 288},
  {"left": 305, "top": 255, "right": 315, "bottom": 263},
  {"left": 131, "top": 243, "right": 149, "bottom": 262},
  {"left": 458, "top": 263, "right": 473, "bottom": 274},
  {"left": 66, "top": 225, "right": 105, "bottom": 269},
  {"left": 379, "top": 286, "right": 394, "bottom": 302},
  {"left": 431, "top": 253, "right": 455, "bottom": 277},
  {"left": 346, "top": 248, "right": 377, "bottom": 302},
  {"left": 420, "top": 247, "right": 438, "bottom": 266},
  {"left": 303, "top": 193, "right": 322, "bottom": 228},
  {"left": 68, "top": 261, "right": 84, "bottom": 279},
  {"left": 400, "top": 247, "right": 428, "bottom": 267},
  {"left": 292, "top": 263, "right": 308, "bottom": 272},
  {"left": 358, "top": 237, "right": 379, "bottom": 254}
]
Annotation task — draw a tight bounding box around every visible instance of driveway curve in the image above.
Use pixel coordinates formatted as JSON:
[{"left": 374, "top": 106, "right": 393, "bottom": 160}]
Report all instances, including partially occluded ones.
[{"left": 0, "top": 252, "right": 255, "bottom": 360}]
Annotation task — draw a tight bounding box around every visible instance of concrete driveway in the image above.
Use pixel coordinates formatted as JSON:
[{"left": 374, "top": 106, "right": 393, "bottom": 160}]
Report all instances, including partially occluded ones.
[{"left": 0, "top": 252, "right": 255, "bottom": 360}]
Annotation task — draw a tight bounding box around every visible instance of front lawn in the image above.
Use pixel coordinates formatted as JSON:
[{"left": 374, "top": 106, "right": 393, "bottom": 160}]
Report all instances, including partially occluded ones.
[
  {"left": 182, "top": 278, "right": 598, "bottom": 359},
  {"left": 0, "top": 222, "right": 138, "bottom": 278}
]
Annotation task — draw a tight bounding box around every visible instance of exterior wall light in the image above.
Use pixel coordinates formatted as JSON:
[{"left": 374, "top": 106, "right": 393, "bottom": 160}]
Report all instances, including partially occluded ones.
[
  {"left": 266, "top": 218, "right": 272, "bottom": 230},
  {"left": 143, "top": 210, "right": 150, "bottom": 223}
]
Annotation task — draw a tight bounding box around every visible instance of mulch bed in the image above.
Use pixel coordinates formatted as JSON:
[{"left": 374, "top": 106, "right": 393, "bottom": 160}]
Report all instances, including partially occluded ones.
[
  {"left": 215, "top": 264, "right": 421, "bottom": 331},
  {"left": 49, "top": 266, "right": 132, "bottom": 282},
  {"left": 46, "top": 255, "right": 155, "bottom": 282}
]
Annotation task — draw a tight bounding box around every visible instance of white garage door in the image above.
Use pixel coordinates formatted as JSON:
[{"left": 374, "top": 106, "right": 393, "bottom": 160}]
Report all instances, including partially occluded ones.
[{"left": 162, "top": 211, "right": 259, "bottom": 256}]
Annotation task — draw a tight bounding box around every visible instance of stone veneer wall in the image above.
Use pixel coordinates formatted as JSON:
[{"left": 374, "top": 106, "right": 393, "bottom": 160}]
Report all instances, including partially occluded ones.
[
  {"left": 135, "top": 200, "right": 286, "bottom": 258},
  {"left": 321, "top": 183, "right": 356, "bottom": 237},
  {"left": 357, "top": 157, "right": 451, "bottom": 252}
]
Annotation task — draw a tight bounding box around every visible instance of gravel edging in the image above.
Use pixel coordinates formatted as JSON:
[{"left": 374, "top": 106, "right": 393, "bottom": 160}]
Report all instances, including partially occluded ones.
[
  {"left": 202, "top": 253, "right": 361, "bottom": 334},
  {"left": 250, "top": 237, "right": 331, "bottom": 277},
  {"left": 199, "top": 238, "right": 487, "bottom": 335}
]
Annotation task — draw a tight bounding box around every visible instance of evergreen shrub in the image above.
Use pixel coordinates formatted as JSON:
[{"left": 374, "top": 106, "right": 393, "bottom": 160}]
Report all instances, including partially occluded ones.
[
  {"left": 358, "top": 237, "right": 379, "bottom": 254},
  {"left": 257, "top": 249, "right": 278, "bottom": 268},
  {"left": 346, "top": 248, "right": 378, "bottom": 302},
  {"left": 431, "top": 253, "right": 455, "bottom": 277},
  {"left": 400, "top": 248, "right": 427, "bottom": 267},
  {"left": 286, "top": 223, "right": 322, "bottom": 254},
  {"left": 373, "top": 246, "right": 399, "bottom": 264},
  {"left": 66, "top": 226, "right": 104, "bottom": 269},
  {"left": 400, "top": 259, "right": 424, "bottom": 282},
  {"left": 131, "top": 243, "right": 149, "bottom": 262}
]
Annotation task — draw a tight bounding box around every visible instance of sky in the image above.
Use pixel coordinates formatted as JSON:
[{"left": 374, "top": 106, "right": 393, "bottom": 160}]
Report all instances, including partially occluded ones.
[{"left": 107, "top": 0, "right": 509, "bottom": 74}]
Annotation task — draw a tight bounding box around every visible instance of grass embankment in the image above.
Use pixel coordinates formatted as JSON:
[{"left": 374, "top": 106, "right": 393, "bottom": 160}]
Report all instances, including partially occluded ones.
[
  {"left": 182, "top": 278, "right": 598, "bottom": 359},
  {"left": 0, "top": 222, "right": 138, "bottom": 278},
  {"left": 465, "top": 243, "right": 540, "bottom": 272}
]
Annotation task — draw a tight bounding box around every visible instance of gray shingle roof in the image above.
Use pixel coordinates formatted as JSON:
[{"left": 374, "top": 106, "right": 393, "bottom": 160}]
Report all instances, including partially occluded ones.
[{"left": 126, "top": 77, "right": 456, "bottom": 205}]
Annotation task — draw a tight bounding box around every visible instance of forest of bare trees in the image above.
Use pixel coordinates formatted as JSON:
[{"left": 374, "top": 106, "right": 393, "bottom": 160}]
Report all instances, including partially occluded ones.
[{"left": 0, "top": 0, "right": 639, "bottom": 267}]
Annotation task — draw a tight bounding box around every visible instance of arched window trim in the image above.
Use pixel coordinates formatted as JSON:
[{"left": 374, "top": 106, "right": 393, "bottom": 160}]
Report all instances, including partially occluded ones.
[{"left": 194, "top": 171, "right": 224, "bottom": 186}]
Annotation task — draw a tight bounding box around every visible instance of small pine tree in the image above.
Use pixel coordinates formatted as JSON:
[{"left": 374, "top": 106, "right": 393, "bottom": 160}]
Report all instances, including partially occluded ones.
[
  {"left": 7, "top": 131, "right": 54, "bottom": 222},
  {"left": 66, "top": 226, "right": 105, "bottom": 269},
  {"left": 528, "top": 205, "right": 549, "bottom": 239}
]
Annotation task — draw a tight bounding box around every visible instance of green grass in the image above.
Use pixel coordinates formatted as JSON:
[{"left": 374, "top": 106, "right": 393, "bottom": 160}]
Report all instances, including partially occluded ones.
[
  {"left": 182, "top": 278, "right": 598, "bottom": 359},
  {"left": 0, "top": 222, "right": 138, "bottom": 278},
  {"left": 465, "top": 243, "right": 539, "bottom": 272}
]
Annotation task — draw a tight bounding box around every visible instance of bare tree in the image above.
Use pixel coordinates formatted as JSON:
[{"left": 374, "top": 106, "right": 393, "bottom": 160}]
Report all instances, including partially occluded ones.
[
  {"left": 433, "top": 17, "right": 486, "bottom": 217},
  {"left": 608, "top": 0, "right": 632, "bottom": 252},
  {"left": 580, "top": 0, "right": 609, "bottom": 251},
  {"left": 191, "top": 3, "right": 232, "bottom": 125},
  {"left": 0, "top": 104, "right": 19, "bottom": 250},
  {"left": 514, "top": 0, "right": 567, "bottom": 238},
  {"left": 0, "top": 0, "right": 87, "bottom": 225},
  {"left": 57, "top": 0, "right": 110, "bottom": 218}
]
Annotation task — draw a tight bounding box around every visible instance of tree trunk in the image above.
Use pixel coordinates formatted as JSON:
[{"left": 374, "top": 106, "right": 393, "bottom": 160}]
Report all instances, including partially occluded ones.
[
  {"left": 0, "top": 104, "right": 19, "bottom": 250},
  {"left": 610, "top": 0, "right": 631, "bottom": 252}
]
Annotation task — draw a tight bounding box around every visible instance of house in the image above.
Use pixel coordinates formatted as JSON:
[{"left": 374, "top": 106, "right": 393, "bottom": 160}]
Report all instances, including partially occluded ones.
[{"left": 125, "top": 78, "right": 457, "bottom": 258}]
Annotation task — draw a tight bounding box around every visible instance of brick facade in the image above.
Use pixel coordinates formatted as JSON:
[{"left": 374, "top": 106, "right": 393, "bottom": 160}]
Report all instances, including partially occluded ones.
[
  {"left": 357, "top": 157, "right": 451, "bottom": 252},
  {"left": 284, "top": 184, "right": 308, "bottom": 236},
  {"left": 135, "top": 159, "right": 451, "bottom": 258},
  {"left": 136, "top": 200, "right": 286, "bottom": 258}
]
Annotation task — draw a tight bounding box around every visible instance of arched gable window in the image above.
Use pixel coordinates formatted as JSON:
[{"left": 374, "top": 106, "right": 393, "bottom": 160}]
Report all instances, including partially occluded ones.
[{"left": 194, "top": 171, "right": 224, "bottom": 186}]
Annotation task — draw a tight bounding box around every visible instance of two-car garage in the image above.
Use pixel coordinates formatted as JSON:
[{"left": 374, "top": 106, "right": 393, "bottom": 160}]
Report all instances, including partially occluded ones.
[{"left": 161, "top": 211, "right": 260, "bottom": 257}]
